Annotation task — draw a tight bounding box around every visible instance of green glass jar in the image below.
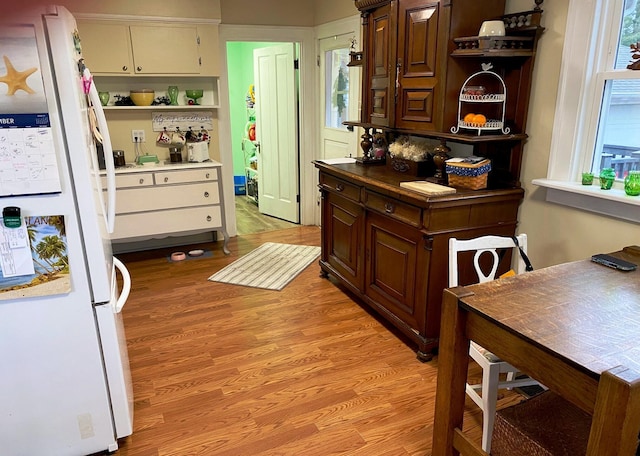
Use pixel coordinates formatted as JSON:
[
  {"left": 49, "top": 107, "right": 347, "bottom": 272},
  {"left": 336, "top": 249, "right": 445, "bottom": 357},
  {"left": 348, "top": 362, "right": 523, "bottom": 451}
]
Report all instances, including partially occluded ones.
[
  {"left": 624, "top": 170, "right": 640, "bottom": 196},
  {"left": 599, "top": 167, "right": 616, "bottom": 190}
]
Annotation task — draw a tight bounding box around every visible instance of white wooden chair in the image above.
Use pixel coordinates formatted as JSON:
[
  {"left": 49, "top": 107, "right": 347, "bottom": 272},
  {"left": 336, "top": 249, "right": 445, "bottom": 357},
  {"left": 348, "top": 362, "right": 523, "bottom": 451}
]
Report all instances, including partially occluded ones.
[{"left": 448, "top": 234, "right": 543, "bottom": 454}]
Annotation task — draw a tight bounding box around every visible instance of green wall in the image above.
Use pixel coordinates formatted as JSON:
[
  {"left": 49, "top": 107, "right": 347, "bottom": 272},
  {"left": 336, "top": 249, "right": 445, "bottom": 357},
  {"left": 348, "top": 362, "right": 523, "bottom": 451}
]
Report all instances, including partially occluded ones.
[{"left": 226, "top": 42, "right": 281, "bottom": 178}]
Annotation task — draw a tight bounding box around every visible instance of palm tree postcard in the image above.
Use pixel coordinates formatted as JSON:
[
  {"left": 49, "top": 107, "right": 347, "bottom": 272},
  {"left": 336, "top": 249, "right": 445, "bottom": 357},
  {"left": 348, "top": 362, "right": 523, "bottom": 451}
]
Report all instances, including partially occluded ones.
[{"left": 0, "top": 215, "right": 70, "bottom": 300}]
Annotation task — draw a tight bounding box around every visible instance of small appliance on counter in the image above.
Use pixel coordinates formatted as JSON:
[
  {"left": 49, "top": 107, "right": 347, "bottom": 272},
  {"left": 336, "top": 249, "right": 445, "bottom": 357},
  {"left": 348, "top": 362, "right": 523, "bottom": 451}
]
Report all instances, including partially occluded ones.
[
  {"left": 187, "top": 141, "right": 210, "bottom": 162},
  {"left": 169, "top": 147, "right": 183, "bottom": 163},
  {"left": 113, "top": 150, "right": 126, "bottom": 167}
]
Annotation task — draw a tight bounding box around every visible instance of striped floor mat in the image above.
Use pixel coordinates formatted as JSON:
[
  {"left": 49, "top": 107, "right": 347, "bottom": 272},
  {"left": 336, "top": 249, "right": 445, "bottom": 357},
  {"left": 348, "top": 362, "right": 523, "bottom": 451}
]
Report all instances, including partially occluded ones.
[{"left": 208, "top": 242, "right": 321, "bottom": 291}]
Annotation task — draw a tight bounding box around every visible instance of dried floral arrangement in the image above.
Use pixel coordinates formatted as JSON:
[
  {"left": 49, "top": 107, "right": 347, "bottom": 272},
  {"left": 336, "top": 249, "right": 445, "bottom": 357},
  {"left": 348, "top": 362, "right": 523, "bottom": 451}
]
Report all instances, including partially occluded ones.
[{"left": 388, "top": 136, "right": 433, "bottom": 161}]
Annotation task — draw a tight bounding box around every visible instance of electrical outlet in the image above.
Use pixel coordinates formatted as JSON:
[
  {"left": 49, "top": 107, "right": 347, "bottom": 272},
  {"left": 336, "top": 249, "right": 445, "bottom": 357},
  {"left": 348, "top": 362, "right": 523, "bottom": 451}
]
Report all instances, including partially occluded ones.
[{"left": 131, "top": 129, "right": 145, "bottom": 143}]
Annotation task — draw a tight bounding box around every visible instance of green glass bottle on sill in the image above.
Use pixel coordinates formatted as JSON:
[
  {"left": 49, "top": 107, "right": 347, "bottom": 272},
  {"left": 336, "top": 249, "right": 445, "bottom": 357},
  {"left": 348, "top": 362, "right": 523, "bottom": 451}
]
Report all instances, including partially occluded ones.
[
  {"left": 624, "top": 170, "right": 640, "bottom": 196},
  {"left": 599, "top": 167, "right": 616, "bottom": 190}
]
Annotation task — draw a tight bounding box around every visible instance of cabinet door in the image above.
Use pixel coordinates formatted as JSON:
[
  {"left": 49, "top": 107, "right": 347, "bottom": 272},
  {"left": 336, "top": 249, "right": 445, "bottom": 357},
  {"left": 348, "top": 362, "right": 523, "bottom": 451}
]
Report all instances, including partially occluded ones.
[
  {"left": 322, "top": 191, "right": 364, "bottom": 291},
  {"left": 395, "top": 0, "right": 441, "bottom": 131},
  {"left": 197, "top": 24, "right": 220, "bottom": 76},
  {"left": 78, "top": 22, "right": 133, "bottom": 74},
  {"left": 365, "top": 211, "right": 426, "bottom": 331},
  {"left": 129, "top": 25, "right": 200, "bottom": 74},
  {"left": 366, "top": 3, "right": 395, "bottom": 127}
]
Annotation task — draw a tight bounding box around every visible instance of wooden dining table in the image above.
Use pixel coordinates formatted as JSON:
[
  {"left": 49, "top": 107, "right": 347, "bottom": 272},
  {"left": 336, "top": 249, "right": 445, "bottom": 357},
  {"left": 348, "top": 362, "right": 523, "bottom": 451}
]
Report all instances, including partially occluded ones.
[{"left": 432, "top": 246, "right": 640, "bottom": 456}]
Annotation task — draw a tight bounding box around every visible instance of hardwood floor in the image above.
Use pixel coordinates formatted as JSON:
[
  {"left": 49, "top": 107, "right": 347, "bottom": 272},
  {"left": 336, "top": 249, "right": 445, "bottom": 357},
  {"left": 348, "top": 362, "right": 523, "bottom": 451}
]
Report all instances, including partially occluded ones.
[
  {"left": 112, "top": 226, "right": 524, "bottom": 455},
  {"left": 234, "top": 195, "right": 298, "bottom": 235}
]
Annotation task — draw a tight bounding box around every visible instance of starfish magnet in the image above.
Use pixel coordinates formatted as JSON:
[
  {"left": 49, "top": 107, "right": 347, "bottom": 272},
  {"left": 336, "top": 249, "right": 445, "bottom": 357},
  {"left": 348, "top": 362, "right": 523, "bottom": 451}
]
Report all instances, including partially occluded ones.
[{"left": 0, "top": 55, "right": 38, "bottom": 95}]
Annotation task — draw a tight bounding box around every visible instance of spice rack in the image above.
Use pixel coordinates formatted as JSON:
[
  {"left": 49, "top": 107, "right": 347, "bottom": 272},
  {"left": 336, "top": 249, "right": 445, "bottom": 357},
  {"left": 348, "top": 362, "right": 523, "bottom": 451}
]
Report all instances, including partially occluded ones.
[{"left": 451, "top": 64, "right": 510, "bottom": 136}]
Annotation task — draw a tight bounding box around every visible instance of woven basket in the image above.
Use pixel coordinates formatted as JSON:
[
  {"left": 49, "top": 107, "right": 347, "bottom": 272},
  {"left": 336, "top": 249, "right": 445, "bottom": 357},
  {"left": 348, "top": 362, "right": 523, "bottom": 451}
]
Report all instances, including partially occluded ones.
[
  {"left": 491, "top": 391, "right": 591, "bottom": 456},
  {"left": 445, "top": 159, "right": 491, "bottom": 190},
  {"left": 447, "top": 173, "right": 488, "bottom": 190}
]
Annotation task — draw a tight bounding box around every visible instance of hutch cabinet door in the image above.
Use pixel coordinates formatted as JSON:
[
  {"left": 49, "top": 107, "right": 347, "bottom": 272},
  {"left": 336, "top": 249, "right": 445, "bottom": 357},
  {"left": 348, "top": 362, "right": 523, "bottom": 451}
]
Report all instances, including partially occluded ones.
[
  {"left": 366, "top": 3, "right": 395, "bottom": 127},
  {"left": 322, "top": 191, "right": 365, "bottom": 291},
  {"left": 364, "top": 211, "right": 426, "bottom": 331},
  {"left": 394, "top": 0, "right": 440, "bottom": 131}
]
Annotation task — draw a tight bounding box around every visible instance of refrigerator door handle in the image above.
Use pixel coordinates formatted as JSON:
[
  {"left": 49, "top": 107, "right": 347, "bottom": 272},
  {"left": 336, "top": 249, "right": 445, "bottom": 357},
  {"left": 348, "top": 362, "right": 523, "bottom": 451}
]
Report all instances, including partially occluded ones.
[
  {"left": 87, "top": 69, "right": 116, "bottom": 234},
  {"left": 113, "top": 257, "right": 131, "bottom": 313}
]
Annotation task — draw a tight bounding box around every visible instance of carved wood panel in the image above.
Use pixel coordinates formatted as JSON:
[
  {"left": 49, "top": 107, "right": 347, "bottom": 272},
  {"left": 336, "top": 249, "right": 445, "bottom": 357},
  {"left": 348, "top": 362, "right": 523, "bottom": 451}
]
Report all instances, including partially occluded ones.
[
  {"left": 395, "top": 0, "right": 440, "bottom": 130},
  {"left": 367, "top": 4, "right": 393, "bottom": 126}
]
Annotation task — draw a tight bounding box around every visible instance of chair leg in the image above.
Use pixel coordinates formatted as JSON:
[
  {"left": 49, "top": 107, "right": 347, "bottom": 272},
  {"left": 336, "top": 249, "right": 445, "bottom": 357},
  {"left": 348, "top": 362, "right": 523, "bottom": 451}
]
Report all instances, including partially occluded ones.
[
  {"left": 481, "top": 363, "right": 501, "bottom": 453},
  {"left": 505, "top": 370, "right": 516, "bottom": 389}
]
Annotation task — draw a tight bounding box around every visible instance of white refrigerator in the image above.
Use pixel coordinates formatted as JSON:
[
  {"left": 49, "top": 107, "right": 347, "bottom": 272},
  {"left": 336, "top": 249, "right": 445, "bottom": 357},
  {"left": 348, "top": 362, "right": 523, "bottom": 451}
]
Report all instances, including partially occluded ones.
[{"left": 0, "top": 5, "right": 133, "bottom": 455}]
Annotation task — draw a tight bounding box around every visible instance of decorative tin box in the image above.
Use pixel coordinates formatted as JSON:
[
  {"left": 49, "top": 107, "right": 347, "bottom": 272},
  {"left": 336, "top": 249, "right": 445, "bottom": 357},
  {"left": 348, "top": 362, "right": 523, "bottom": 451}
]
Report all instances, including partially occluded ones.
[{"left": 386, "top": 157, "right": 432, "bottom": 177}]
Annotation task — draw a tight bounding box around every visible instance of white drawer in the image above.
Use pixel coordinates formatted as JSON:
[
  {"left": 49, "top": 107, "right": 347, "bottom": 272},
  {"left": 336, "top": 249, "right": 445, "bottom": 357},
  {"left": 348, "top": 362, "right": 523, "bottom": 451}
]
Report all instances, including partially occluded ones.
[
  {"left": 111, "top": 206, "right": 223, "bottom": 240},
  {"left": 154, "top": 168, "right": 218, "bottom": 185},
  {"left": 114, "top": 183, "right": 219, "bottom": 214},
  {"left": 101, "top": 173, "right": 154, "bottom": 189}
]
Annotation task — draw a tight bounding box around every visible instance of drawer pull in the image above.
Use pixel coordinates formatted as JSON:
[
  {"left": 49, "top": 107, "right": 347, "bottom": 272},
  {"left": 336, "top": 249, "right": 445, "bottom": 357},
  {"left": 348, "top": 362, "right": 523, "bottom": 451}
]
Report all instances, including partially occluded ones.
[
  {"left": 204, "top": 191, "right": 210, "bottom": 198},
  {"left": 205, "top": 173, "right": 210, "bottom": 179},
  {"left": 206, "top": 215, "right": 212, "bottom": 222},
  {"left": 336, "top": 183, "right": 344, "bottom": 192},
  {"left": 384, "top": 202, "right": 395, "bottom": 214},
  {"left": 164, "top": 177, "right": 169, "bottom": 183},
  {"left": 139, "top": 178, "right": 144, "bottom": 185}
]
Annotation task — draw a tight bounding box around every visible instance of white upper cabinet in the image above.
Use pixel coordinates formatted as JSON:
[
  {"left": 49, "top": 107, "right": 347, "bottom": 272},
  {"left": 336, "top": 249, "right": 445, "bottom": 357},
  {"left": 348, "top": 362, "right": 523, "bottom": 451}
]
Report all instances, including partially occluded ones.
[
  {"left": 78, "top": 22, "right": 133, "bottom": 74},
  {"left": 77, "top": 20, "right": 219, "bottom": 76},
  {"left": 129, "top": 25, "right": 199, "bottom": 74}
]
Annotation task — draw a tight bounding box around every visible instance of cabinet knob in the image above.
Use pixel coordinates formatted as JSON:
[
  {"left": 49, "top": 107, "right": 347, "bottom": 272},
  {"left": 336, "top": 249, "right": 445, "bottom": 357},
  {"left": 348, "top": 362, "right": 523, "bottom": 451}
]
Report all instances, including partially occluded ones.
[
  {"left": 122, "top": 65, "right": 128, "bottom": 71},
  {"left": 336, "top": 183, "right": 344, "bottom": 192},
  {"left": 206, "top": 215, "right": 212, "bottom": 222},
  {"left": 384, "top": 202, "right": 395, "bottom": 214},
  {"left": 139, "top": 178, "right": 144, "bottom": 185},
  {"left": 205, "top": 173, "right": 210, "bottom": 179},
  {"left": 164, "top": 177, "right": 169, "bottom": 183},
  {"left": 204, "top": 191, "right": 209, "bottom": 198},
  {"left": 136, "top": 66, "right": 142, "bottom": 72}
]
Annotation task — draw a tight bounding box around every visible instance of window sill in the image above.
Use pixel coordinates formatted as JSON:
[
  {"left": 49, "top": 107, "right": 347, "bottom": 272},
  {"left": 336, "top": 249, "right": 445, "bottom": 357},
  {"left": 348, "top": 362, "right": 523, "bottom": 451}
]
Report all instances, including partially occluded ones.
[{"left": 532, "top": 179, "right": 640, "bottom": 224}]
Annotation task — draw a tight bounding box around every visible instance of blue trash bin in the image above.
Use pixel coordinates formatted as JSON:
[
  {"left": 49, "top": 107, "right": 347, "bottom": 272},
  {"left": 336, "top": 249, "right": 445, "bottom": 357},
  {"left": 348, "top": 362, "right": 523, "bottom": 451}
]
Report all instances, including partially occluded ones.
[{"left": 234, "top": 175, "right": 246, "bottom": 195}]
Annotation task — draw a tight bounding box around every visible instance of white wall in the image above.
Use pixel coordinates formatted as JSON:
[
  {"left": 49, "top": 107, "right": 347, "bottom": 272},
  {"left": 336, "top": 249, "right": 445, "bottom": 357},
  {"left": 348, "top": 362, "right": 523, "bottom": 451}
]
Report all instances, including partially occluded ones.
[{"left": 509, "top": 0, "right": 639, "bottom": 267}]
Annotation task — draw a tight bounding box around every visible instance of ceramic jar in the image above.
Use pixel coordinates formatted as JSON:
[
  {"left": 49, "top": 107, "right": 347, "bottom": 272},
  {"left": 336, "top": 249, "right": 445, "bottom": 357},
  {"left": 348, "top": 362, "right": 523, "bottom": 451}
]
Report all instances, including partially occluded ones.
[
  {"left": 599, "top": 167, "right": 616, "bottom": 190},
  {"left": 624, "top": 170, "right": 640, "bottom": 196}
]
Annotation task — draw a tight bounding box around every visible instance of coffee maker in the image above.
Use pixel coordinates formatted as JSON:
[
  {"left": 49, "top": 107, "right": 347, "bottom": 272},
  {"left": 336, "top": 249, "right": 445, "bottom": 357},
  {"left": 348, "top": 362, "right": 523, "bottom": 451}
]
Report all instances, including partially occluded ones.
[{"left": 169, "top": 147, "right": 183, "bottom": 163}]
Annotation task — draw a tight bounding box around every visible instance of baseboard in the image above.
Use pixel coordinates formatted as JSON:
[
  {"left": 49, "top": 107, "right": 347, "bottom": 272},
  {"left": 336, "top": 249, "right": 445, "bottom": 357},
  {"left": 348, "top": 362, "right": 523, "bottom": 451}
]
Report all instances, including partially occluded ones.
[{"left": 111, "top": 232, "right": 217, "bottom": 254}]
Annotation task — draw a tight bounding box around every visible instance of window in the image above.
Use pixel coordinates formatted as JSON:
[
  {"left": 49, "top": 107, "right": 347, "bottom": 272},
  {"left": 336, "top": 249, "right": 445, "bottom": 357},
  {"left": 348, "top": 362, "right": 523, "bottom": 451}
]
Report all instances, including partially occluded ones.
[
  {"left": 324, "top": 47, "right": 350, "bottom": 129},
  {"left": 533, "top": 0, "right": 640, "bottom": 223}
]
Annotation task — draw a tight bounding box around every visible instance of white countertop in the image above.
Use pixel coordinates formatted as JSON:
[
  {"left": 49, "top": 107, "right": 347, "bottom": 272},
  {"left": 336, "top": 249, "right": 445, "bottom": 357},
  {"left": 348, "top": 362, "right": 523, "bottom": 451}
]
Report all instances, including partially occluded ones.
[{"left": 101, "top": 160, "right": 222, "bottom": 175}]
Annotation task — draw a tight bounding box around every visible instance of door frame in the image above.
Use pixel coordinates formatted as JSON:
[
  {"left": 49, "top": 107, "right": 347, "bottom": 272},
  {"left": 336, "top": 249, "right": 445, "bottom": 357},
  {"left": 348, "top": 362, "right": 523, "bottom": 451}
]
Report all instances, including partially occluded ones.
[
  {"left": 218, "top": 25, "right": 316, "bottom": 236},
  {"left": 314, "top": 15, "right": 362, "bottom": 225}
]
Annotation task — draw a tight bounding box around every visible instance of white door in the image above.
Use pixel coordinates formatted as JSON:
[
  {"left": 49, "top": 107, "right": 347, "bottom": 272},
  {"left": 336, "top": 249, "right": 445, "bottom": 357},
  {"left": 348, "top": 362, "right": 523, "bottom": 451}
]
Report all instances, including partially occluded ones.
[
  {"left": 319, "top": 35, "right": 359, "bottom": 160},
  {"left": 253, "top": 43, "right": 299, "bottom": 223}
]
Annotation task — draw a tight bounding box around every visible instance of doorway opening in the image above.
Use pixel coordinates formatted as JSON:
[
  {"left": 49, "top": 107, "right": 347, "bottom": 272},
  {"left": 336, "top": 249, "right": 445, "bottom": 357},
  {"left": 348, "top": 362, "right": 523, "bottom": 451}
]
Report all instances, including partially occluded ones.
[{"left": 226, "top": 41, "right": 301, "bottom": 235}]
